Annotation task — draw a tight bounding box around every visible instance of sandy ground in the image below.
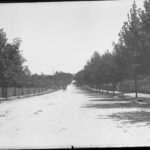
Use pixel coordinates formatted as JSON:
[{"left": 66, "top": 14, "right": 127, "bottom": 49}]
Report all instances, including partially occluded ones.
[{"left": 0, "top": 83, "right": 150, "bottom": 148}]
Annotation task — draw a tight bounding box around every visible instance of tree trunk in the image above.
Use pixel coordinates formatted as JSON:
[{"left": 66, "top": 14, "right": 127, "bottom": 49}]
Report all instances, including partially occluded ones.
[
  {"left": 5, "top": 87, "right": 8, "bottom": 100},
  {"left": 1, "top": 87, "right": 5, "bottom": 98},
  {"left": 95, "top": 84, "right": 98, "bottom": 92},
  {"left": 29, "top": 88, "right": 30, "bottom": 94},
  {"left": 99, "top": 84, "right": 101, "bottom": 92},
  {"left": 121, "top": 81, "right": 124, "bottom": 96},
  {"left": 18, "top": 88, "right": 20, "bottom": 98},
  {"left": 27, "top": 88, "right": 29, "bottom": 96},
  {"left": 113, "top": 83, "right": 115, "bottom": 95},
  {"left": 14, "top": 87, "right": 17, "bottom": 96},
  {"left": 107, "top": 84, "right": 109, "bottom": 94},
  {"left": 21, "top": 88, "right": 24, "bottom": 95},
  {"left": 98, "top": 84, "right": 101, "bottom": 92},
  {"left": 134, "top": 75, "right": 138, "bottom": 99}
]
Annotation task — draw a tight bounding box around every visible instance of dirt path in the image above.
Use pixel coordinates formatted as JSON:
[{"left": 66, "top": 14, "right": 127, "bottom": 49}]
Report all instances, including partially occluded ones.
[{"left": 0, "top": 83, "right": 150, "bottom": 148}]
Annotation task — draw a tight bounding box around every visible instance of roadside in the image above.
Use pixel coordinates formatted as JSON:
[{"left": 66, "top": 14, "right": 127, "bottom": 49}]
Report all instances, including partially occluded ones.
[
  {"left": 0, "top": 88, "right": 61, "bottom": 103},
  {"left": 81, "top": 84, "right": 150, "bottom": 128},
  {"left": 84, "top": 85, "right": 150, "bottom": 100}
]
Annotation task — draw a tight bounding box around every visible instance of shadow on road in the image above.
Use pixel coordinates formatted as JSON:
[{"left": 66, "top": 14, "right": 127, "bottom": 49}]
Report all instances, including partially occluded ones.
[
  {"left": 75, "top": 85, "right": 150, "bottom": 125},
  {"left": 83, "top": 102, "right": 134, "bottom": 109},
  {"left": 84, "top": 97, "right": 150, "bottom": 109},
  {"left": 81, "top": 87, "right": 150, "bottom": 125},
  {"left": 83, "top": 98, "right": 150, "bottom": 125},
  {"left": 109, "top": 111, "right": 150, "bottom": 125}
]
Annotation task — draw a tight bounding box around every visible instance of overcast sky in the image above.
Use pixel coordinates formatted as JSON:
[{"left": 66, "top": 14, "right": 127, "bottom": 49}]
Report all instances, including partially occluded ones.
[{"left": 0, "top": 0, "right": 144, "bottom": 75}]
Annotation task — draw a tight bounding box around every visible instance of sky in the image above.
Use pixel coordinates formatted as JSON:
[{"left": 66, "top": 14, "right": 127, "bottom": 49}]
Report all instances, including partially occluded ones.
[{"left": 0, "top": 0, "right": 145, "bottom": 75}]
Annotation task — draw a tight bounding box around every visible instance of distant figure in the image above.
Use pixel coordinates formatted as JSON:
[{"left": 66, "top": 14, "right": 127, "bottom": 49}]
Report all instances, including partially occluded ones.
[{"left": 71, "top": 145, "right": 74, "bottom": 149}]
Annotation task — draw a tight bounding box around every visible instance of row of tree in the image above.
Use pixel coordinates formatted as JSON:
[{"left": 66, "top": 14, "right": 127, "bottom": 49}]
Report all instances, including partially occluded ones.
[
  {"left": 75, "top": 0, "right": 150, "bottom": 98},
  {"left": 0, "top": 29, "right": 73, "bottom": 99}
]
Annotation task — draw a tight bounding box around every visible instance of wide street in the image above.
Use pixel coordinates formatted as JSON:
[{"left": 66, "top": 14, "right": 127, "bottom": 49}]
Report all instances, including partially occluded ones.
[{"left": 0, "top": 82, "right": 150, "bottom": 148}]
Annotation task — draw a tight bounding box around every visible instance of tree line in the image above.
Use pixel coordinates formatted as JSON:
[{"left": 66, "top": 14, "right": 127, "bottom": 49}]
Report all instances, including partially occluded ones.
[
  {"left": 0, "top": 29, "right": 73, "bottom": 99},
  {"left": 74, "top": 0, "right": 150, "bottom": 98}
]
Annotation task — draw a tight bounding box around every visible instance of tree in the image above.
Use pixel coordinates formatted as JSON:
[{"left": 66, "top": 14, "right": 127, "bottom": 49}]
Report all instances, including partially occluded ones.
[
  {"left": 0, "top": 29, "right": 7, "bottom": 97},
  {"left": 117, "top": 2, "right": 144, "bottom": 98},
  {"left": 139, "top": 0, "right": 150, "bottom": 75},
  {"left": 2, "top": 38, "right": 25, "bottom": 98}
]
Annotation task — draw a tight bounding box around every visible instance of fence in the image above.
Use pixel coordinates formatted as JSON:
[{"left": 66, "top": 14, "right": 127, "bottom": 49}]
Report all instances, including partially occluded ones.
[
  {"left": 88, "top": 79, "right": 150, "bottom": 94},
  {"left": 0, "top": 87, "right": 59, "bottom": 101}
]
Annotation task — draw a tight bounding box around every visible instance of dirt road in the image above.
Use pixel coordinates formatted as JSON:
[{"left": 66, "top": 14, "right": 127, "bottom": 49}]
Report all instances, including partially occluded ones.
[{"left": 0, "top": 83, "right": 150, "bottom": 148}]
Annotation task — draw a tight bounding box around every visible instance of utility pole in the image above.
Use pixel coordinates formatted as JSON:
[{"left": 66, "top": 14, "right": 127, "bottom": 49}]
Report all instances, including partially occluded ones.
[{"left": 53, "top": 68, "right": 55, "bottom": 75}]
